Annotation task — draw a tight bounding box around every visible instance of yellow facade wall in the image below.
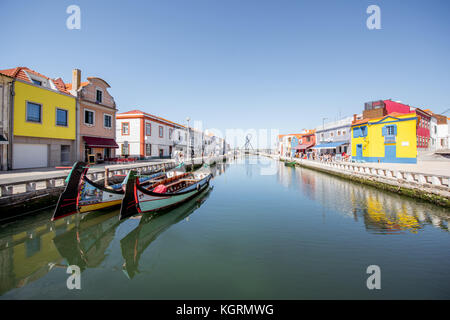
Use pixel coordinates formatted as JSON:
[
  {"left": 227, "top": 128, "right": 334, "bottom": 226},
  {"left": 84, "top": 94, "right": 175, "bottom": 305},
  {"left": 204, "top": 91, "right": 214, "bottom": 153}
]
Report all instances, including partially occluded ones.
[
  {"left": 351, "top": 114, "right": 417, "bottom": 162},
  {"left": 13, "top": 81, "right": 76, "bottom": 140}
]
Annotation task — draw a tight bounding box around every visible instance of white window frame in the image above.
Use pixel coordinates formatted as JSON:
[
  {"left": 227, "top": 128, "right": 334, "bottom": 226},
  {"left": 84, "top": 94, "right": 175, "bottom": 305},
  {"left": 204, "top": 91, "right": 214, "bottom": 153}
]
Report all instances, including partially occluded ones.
[
  {"left": 95, "top": 87, "right": 103, "bottom": 104},
  {"left": 103, "top": 113, "right": 112, "bottom": 129},
  {"left": 84, "top": 108, "right": 95, "bottom": 126}
]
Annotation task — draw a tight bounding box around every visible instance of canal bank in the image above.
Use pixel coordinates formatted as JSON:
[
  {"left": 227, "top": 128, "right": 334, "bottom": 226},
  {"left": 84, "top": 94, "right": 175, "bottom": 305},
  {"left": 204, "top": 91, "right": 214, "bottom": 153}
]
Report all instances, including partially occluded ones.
[
  {"left": 0, "top": 155, "right": 228, "bottom": 221},
  {"left": 0, "top": 157, "right": 449, "bottom": 299},
  {"left": 275, "top": 156, "right": 450, "bottom": 208}
]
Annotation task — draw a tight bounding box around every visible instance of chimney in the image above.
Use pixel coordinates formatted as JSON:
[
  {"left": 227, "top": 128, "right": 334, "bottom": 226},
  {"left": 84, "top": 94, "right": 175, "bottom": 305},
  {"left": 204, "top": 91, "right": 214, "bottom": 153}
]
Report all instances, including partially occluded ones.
[
  {"left": 353, "top": 114, "right": 357, "bottom": 122},
  {"left": 71, "top": 69, "right": 81, "bottom": 95}
]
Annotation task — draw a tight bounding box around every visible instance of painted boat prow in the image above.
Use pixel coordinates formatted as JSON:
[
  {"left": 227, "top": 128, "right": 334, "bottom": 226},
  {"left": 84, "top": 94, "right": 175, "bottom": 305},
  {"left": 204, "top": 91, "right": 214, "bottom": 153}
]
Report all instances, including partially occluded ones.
[
  {"left": 119, "top": 171, "right": 139, "bottom": 221},
  {"left": 51, "top": 161, "right": 88, "bottom": 221}
]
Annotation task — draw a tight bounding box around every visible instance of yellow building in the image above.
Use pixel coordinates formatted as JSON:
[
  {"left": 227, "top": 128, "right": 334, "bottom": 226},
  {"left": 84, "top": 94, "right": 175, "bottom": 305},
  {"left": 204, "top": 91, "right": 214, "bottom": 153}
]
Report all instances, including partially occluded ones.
[
  {"left": 0, "top": 67, "right": 76, "bottom": 169},
  {"left": 351, "top": 112, "right": 417, "bottom": 163}
]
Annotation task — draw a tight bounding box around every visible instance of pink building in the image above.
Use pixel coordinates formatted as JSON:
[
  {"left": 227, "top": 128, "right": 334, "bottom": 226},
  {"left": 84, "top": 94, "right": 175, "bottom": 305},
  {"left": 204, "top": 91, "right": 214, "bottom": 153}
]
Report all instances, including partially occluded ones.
[{"left": 66, "top": 69, "right": 118, "bottom": 162}]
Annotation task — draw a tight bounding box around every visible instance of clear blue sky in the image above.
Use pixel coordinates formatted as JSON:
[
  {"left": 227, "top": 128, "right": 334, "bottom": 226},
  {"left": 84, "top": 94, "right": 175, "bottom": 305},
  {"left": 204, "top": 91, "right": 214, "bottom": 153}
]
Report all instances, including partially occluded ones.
[{"left": 1, "top": 0, "right": 449, "bottom": 139}]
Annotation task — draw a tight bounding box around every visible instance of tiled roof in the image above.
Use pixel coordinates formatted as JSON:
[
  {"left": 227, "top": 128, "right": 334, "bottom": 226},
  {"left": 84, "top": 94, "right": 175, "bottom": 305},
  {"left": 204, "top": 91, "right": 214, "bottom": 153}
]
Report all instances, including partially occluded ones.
[
  {"left": 65, "top": 81, "right": 89, "bottom": 91},
  {"left": 117, "top": 109, "right": 185, "bottom": 128},
  {"left": 0, "top": 66, "right": 70, "bottom": 94}
]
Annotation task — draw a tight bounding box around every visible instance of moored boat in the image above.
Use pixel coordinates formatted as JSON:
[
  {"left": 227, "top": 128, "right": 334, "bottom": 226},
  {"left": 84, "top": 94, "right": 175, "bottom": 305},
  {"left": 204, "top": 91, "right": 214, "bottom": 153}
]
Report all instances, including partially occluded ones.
[
  {"left": 119, "top": 167, "right": 212, "bottom": 220},
  {"left": 51, "top": 161, "right": 184, "bottom": 221},
  {"left": 284, "top": 161, "right": 297, "bottom": 167}
]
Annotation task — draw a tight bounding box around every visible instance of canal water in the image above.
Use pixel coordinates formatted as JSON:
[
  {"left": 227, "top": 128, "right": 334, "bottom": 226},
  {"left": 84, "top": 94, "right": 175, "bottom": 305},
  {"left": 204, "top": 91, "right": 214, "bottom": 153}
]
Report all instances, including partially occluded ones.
[{"left": 0, "top": 156, "right": 449, "bottom": 299}]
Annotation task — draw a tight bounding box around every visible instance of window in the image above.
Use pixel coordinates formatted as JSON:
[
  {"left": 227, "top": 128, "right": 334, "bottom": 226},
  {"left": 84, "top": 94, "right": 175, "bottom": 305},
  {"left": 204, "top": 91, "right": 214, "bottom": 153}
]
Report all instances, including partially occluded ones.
[
  {"left": 330, "top": 132, "right": 334, "bottom": 137},
  {"left": 146, "top": 123, "right": 151, "bottom": 136},
  {"left": 96, "top": 90, "right": 102, "bottom": 103},
  {"left": 84, "top": 109, "right": 95, "bottom": 125},
  {"left": 382, "top": 125, "right": 397, "bottom": 137},
  {"left": 121, "top": 143, "right": 129, "bottom": 155},
  {"left": 169, "top": 128, "right": 173, "bottom": 140},
  {"left": 146, "top": 144, "right": 151, "bottom": 156},
  {"left": 360, "top": 126, "right": 368, "bottom": 137},
  {"left": 32, "top": 79, "right": 42, "bottom": 86},
  {"left": 159, "top": 126, "right": 163, "bottom": 138},
  {"left": 386, "top": 126, "right": 395, "bottom": 135},
  {"left": 342, "top": 130, "right": 346, "bottom": 135},
  {"left": 26, "top": 102, "right": 42, "bottom": 123},
  {"left": 56, "top": 108, "right": 68, "bottom": 126},
  {"left": 104, "top": 114, "right": 112, "bottom": 128},
  {"left": 337, "top": 131, "right": 341, "bottom": 136},
  {"left": 122, "top": 122, "right": 129, "bottom": 135}
]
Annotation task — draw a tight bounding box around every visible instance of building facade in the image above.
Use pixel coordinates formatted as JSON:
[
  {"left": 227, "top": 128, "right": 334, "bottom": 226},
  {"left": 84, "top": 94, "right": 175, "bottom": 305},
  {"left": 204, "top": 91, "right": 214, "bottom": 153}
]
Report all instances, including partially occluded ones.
[
  {"left": 65, "top": 69, "right": 118, "bottom": 162},
  {"left": 116, "top": 110, "right": 184, "bottom": 158},
  {"left": 0, "top": 73, "right": 12, "bottom": 170},
  {"left": 294, "top": 130, "right": 316, "bottom": 156},
  {"left": 0, "top": 67, "right": 77, "bottom": 169},
  {"left": 351, "top": 112, "right": 418, "bottom": 163},
  {"left": 313, "top": 116, "right": 361, "bottom": 155}
]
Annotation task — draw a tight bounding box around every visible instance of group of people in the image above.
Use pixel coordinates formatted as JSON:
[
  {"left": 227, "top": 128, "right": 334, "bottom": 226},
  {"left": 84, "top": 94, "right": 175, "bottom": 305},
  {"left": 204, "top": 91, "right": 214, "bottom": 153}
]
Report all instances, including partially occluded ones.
[{"left": 286, "top": 150, "right": 351, "bottom": 163}]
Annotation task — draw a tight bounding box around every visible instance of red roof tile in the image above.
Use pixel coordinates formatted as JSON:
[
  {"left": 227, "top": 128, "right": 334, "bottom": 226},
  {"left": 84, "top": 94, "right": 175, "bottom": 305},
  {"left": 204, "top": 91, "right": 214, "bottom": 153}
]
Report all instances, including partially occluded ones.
[
  {"left": 117, "top": 109, "right": 185, "bottom": 128},
  {"left": 0, "top": 67, "right": 70, "bottom": 94}
]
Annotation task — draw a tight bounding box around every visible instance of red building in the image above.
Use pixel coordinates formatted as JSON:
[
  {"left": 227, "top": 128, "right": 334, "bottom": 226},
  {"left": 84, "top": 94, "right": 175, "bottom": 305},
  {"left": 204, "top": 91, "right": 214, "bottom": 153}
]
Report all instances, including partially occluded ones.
[
  {"left": 415, "top": 108, "right": 432, "bottom": 150},
  {"left": 364, "top": 100, "right": 432, "bottom": 150},
  {"left": 293, "top": 130, "right": 316, "bottom": 157}
]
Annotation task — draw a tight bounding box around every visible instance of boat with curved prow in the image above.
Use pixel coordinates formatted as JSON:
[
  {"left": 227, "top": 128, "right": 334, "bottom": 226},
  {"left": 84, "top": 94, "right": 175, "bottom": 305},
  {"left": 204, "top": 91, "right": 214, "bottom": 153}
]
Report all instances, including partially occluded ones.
[
  {"left": 51, "top": 161, "right": 185, "bottom": 221},
  {"left": 119, "top": 167, "right": 212, "bottom": 220}
]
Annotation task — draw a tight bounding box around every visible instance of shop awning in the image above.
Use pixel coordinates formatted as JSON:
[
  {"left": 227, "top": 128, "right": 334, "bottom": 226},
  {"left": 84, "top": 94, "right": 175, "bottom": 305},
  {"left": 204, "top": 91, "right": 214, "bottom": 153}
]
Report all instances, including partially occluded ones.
[
  {"left": 293, "top": 143, "right": 314, "bottom": 151},
  {"left": 312, "top": 141, "right": 348, "bottom": 150},
  {"left": 0, "top": 134, "right": 8, "bottom": 144},
  {"left": 83, "top": 136, "right": 119, "bottom": 148}
]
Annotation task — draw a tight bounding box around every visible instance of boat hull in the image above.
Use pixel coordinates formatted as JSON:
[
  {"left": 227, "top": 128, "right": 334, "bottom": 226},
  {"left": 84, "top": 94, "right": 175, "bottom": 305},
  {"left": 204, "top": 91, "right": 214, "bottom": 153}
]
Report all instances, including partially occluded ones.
[{"left": 136, "top": 178, "right": 211, "bottom": 213}]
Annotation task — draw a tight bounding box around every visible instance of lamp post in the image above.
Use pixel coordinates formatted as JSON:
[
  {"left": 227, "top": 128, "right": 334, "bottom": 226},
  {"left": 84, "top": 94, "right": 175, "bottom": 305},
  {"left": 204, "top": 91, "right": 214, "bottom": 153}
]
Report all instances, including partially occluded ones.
[{"left": 186, "top": 117, "right": 190, "bottom": 163}]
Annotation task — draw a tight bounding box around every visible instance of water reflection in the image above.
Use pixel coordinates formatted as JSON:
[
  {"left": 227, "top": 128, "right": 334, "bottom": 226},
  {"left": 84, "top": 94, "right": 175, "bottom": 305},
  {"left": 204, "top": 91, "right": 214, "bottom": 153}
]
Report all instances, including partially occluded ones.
[
  {"left": 278, "top": 163, "right": 449, "bottom": 234},
  {"left": 121, "top": 187, "right": 213, "bottom": 279},
  {"left": 0, "top": 214, "right": 76, "bottom": 295},
  {"left": 0, "top": 163, "right": 226, "bottom": 296},
  {"left": 53, "top": 211, "right": 122, "bottom": 271}
]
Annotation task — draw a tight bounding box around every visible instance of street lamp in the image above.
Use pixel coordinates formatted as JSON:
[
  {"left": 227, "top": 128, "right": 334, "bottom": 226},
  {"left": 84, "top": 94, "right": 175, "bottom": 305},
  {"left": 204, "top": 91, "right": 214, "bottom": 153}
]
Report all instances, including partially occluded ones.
[{"left": 186, "top": 117, "right": 190, "bottom": 162}]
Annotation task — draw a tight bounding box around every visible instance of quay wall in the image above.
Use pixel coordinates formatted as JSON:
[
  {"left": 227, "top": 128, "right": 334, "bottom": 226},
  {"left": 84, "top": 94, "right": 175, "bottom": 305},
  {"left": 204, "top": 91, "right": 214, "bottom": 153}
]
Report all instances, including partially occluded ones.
[
  {"left": 267, "top": 154, "right": 450, "bottom": 208},
  {"left": 0, "top": 155, "right": 228, "bottom": 220}
]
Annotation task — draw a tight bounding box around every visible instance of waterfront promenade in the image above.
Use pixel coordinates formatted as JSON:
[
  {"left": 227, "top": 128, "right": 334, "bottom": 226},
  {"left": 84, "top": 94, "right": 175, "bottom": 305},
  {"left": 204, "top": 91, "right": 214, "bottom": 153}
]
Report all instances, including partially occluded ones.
[
  {"left": 0, "top": 155, "right": 227, "bottom": 216},
  {"left": 263, "top": 153, "right": 450, "bottom": 207}
]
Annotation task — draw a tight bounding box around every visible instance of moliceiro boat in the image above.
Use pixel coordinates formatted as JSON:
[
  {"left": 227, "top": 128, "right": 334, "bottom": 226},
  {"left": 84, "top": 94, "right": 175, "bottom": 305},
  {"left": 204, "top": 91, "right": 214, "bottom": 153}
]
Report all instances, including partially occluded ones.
[
  {"left": 119, "top": 167, "right": 212, "bottom": 220},
  {"left": 51, "top": 161, "right": 185, "bottom": 221}
]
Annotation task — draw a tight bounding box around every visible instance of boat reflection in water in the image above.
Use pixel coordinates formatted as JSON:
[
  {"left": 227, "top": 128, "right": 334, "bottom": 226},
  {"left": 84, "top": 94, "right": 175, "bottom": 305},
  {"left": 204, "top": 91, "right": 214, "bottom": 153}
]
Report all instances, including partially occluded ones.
[
  {"left": 120, "top": 186, "right": 213, "bottom": 279},
  {"left": 0, "top": 165, "right": 223, "bottom": 296},
  {"left": 52, "top": 210, "right": 123, "bottom": 272},
  {"left": 279, "top": 163, "right": 449, "bottom": 234}
]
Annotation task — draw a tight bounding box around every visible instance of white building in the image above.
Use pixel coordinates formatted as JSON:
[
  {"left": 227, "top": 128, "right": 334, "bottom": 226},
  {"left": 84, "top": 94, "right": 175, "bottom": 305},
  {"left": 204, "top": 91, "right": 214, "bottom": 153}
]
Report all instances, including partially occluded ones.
[
  {"left": 116, "top": 110, "right": 184, "bottom": 158},
  {"left": 116, "top": 110, "right": 227, "bottom": 160},
  {"left": 424, "top": 110, "right": 449, "bottom": 151}
]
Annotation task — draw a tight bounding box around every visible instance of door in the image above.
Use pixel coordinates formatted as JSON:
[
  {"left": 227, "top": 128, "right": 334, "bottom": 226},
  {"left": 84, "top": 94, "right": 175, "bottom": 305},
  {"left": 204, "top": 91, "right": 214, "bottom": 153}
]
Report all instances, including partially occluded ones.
[
  {"left": 13, "top": 144, "right": 48, "bottom": 169},
  {"left": 60, "top": 145, "right": 71, "bottom": 165},
  {"left": 385, "top": 145, "right": 396, "bottom": 162},
  {"left": 356, "top": 144, "right": 363, "bottom": 159},
  {"left": 159, "top": 149, "right": 164, "bottom": 158}
]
